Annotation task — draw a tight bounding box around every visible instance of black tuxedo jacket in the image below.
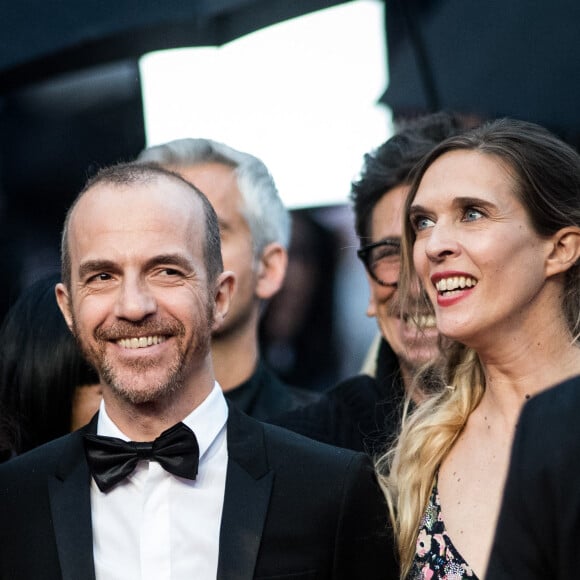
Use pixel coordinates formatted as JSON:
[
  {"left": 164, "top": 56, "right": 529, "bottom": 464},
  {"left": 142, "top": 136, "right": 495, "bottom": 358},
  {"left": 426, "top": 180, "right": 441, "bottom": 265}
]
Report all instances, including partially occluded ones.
[
  {"left": 0, "top": 405, "right": 396, "bottom": 579},
  {"left": 485, "top": 375, "right": 580, "bottom": 580}
]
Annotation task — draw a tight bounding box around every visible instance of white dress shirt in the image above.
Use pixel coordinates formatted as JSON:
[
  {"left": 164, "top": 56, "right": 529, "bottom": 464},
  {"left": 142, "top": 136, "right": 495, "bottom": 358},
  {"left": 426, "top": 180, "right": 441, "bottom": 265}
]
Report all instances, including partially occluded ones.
[{"left": 91, "top": 383, "right": 229, "bottom": 580}]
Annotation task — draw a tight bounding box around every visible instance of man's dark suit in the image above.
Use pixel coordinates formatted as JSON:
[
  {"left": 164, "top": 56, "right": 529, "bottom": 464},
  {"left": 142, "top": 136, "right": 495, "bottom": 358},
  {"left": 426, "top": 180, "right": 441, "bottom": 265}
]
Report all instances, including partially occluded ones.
[
  {"left": 0, "top": 404, "right": 396, "bottom": 580},
  {"left": 485, "top": 375, "right": 580, "bottom": 580}
]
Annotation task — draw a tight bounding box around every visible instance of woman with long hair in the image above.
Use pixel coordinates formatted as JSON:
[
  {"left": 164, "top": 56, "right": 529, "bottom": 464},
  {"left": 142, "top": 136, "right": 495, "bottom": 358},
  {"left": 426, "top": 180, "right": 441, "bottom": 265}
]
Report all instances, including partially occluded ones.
[{"left": 377, "top": 118, "right": 580, "bottom": 579}]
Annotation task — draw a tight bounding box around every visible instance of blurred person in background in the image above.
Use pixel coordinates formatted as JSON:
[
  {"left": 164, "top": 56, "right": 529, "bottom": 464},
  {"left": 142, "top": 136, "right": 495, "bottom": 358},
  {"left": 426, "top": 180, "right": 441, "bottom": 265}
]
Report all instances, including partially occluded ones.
[
  {"left": 260, "top": 210, "right": 341, "bottom": 391},
  {"left": 137, "top": 139, "right": 321, "bottom": 420},
  {"left": 0, "top": 273, "right": 100, "bottom": 454},
  {"left": 275, "top": 112, "right": 463, "bottom": 452}
]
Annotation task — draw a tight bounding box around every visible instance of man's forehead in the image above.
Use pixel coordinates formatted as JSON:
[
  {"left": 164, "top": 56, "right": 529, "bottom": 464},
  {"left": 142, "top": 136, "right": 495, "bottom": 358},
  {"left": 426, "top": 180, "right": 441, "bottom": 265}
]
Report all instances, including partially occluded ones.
[
  {"left": 370, "top": 185, "right": 409, "bottom": 238},
  {"left": 75, "top": 176, "right": 199, "bottom": 215},
  {"left": 67, "top": 179, "right": 205, "bottom": 252},
  {"left": 175, "top": 163, "right": 241, "bottom": 205}
]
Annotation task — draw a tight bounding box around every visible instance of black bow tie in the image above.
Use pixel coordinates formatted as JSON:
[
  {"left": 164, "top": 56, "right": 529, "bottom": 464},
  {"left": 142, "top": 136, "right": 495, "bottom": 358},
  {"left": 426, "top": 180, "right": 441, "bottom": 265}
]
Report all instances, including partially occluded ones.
[{"left": 84, "top": 422, "right": 199, "bottom": 492}]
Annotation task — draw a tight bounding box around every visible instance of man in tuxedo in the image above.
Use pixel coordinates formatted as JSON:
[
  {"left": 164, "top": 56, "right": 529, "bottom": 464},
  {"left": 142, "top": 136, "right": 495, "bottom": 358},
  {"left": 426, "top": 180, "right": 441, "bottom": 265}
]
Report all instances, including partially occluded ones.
[
  {"left": 137, "top": 139, "right": 320, "bottom": 420},
  {"left": 485, "top": 375, "right": 580, "bottom": 579},
  {"left": 0, "top": 163, "right": 394, "bottom": 579}
]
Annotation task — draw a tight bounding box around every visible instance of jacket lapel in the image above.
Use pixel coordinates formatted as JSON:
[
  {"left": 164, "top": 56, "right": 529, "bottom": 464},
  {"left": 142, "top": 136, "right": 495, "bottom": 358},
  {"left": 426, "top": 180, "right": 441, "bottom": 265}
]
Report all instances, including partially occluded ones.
[
  {"left": 217, "top": 405, "right": 273, "bottom": 580},
  {"left": 49, "top": 420, "right": 96, "bottom": 580},
  {"left": 47, "top": 410, "right": 274, "bottom": 580}
]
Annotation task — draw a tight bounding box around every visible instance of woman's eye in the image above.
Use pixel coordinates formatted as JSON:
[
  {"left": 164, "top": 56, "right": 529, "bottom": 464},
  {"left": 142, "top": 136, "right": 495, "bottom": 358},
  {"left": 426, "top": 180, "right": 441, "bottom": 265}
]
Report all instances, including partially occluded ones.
[
  {"left": 412, "top": 216, "right": 435, "bottom": 231},
  {"left": 464, "top": 207, "right": 484, "bottom": 221}
]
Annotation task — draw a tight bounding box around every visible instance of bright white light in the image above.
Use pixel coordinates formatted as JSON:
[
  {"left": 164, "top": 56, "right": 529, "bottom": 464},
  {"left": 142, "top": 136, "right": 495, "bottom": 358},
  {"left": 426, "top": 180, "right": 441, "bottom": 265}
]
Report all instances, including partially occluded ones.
[{"left": 140, "top": 0, "right": 390, "bottom": 208}]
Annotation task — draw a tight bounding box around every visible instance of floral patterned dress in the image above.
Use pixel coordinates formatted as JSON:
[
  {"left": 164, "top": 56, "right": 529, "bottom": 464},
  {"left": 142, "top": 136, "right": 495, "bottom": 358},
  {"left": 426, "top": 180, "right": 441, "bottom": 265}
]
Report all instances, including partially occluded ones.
[{"left": 408, "top": 480, "right": 478, "bottom": 580}]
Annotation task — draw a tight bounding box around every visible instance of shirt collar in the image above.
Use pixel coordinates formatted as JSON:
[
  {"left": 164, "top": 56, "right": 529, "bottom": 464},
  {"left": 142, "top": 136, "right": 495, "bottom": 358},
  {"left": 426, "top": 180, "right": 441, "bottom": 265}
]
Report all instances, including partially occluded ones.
[{"left": 97, "top": 382, "right": 229, "bottom": 461}]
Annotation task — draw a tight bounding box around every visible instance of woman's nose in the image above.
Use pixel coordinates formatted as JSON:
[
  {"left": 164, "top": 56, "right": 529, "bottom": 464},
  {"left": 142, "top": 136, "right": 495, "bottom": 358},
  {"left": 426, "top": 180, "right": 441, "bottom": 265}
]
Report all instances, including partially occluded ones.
[{"left": 423, "top": 222, "right": 461, "bottom": 262}]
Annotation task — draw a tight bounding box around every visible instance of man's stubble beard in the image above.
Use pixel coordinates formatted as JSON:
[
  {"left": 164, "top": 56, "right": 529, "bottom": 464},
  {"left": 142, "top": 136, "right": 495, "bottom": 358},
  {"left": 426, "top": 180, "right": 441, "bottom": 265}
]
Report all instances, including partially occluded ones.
[
  {"left": 385, "top": 292, "right": 439, "bottom": 373},
  {"left": 98, "top": 345, "right": 185, "bottom": 405},
  {"left": 71, "top": 303, "right": 214, "bottom": 406}
]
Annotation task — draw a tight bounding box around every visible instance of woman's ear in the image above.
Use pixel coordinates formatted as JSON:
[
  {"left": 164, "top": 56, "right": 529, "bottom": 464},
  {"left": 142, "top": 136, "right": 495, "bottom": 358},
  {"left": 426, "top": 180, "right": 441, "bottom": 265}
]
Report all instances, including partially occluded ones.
[
  {"left": 545, "top": 226, "right": 580, "bottom": 278},
  {"left": 255, "top": 242, "right": 288, "bottom": 300}
]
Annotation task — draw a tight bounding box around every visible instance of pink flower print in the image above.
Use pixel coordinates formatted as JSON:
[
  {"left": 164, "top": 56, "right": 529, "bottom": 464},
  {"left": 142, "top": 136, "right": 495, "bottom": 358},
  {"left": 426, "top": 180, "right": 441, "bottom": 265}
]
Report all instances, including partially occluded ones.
[
  {"left": 421, "top": 563, "right": 434, "bottom": 579},
  {"left": 416, "top": 529, "right": 432, "bottom": 557},
  {"left": 433, "top": 533, "right": 446, "bottom": 556}
]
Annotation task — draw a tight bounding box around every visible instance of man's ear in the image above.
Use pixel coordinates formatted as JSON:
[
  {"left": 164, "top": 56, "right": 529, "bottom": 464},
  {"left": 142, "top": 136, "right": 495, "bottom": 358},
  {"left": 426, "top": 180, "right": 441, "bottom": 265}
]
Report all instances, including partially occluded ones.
[
  {"left": 55, "top": 282, "right": 74, "bottom": 331},
  {"left": 545, "top": 226, "right": 580, "bottom": 278},
  {"left": 212, "top": 271, "right": 236, "bottom": 331},
  {"left": 255, "top": 242, "right": 288, "bottom": 300}
]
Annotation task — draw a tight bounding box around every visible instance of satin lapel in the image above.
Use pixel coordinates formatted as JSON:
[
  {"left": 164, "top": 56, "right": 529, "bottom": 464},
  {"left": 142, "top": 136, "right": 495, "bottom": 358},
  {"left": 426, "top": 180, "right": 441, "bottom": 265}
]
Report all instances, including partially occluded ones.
[
  {"left": 217, "top": 405, "right": 273, "bottom": 580},
  {"left": 49, "top": 419, "right": 96, "bottom": 580}
]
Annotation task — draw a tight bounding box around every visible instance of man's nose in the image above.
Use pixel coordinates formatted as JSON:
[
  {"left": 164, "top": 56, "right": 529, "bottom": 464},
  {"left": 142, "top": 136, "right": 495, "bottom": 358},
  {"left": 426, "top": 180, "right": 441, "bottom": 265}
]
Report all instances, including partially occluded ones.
[{"left": 114, "top": 277, "right": 157, "bottom": 321}]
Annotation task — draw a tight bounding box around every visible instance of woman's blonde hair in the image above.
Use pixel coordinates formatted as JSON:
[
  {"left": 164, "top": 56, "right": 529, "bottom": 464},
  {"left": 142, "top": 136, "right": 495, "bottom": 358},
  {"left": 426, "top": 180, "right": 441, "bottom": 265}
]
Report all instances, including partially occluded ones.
[{"left": 376, "top": 118, "right": 580, "bottom": 578}]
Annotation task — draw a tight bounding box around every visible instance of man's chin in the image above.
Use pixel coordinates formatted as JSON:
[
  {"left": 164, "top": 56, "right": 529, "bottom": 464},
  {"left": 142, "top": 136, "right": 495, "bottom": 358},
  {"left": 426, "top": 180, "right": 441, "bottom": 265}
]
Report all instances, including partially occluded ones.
[
  {"left": 214, "top": 318, "right": 248, "bottom": 341},
  {"left": 109, "top": 383, "right": 177, "bottom": 406},
  {"left": 103, "top": 367, "right": 181, "bottom": 406},
  {"left": 403, "top": 345, "right": 440, "bottom": 370}
]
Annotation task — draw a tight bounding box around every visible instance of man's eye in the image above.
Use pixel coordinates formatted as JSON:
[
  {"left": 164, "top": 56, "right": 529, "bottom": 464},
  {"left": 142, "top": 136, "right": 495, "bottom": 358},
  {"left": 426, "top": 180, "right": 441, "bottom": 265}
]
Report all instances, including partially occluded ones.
[
  {"left": 464, "top": 208, "right": 484, "bottom": 221},
  {"left": 161, "top": 268, "right": 182, "bottom": 276},
  {"left": 89, "top": 273, "right": 111, "bottom": 282},
  {"left": 374, "top": 247, "right": 399, "bottom": 261}
]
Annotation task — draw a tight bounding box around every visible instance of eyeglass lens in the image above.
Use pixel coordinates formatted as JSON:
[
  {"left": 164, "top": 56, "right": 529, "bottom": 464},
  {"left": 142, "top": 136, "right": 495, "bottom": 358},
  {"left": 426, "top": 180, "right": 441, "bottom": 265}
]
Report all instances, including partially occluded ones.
[{"left": 368, "top": 244, "right": 400, "bottom": 285}]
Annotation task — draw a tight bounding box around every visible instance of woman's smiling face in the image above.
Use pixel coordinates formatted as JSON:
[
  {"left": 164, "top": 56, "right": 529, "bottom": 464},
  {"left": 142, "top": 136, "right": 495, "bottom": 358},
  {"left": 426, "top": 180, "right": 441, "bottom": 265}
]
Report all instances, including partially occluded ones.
[{"left": 409, "top": 149, "right": 553, "bottom": 349}]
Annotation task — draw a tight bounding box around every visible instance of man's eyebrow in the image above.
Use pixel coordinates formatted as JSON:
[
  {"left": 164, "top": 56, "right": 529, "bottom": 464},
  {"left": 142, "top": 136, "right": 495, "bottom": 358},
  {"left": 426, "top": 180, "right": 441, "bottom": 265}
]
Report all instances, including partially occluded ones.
[
  {"left": 143, "top": 253, "right": 195, "bottom": 271},
  {"left": 77, "top": 254, "right": 195, "bottom": 280},
  {"left": 78, "top": 259, "right": 117, "bottom": 280}
]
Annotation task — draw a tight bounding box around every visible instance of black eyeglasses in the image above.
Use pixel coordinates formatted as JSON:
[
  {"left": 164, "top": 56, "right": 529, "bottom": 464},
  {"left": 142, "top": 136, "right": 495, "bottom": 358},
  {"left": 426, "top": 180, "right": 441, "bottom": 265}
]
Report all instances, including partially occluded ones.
[{"left": 356, "top": 238, "right": 401, "bottom": 287}]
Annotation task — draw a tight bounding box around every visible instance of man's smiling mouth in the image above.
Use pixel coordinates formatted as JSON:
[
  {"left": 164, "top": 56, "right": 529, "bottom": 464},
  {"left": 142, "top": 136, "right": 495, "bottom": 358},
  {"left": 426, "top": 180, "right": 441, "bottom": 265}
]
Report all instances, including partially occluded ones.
[
  {"left": 403, "top": 313, "right": 437, "bottom": 330},
  {"left": 116, "top": 336, "right": 168, "bottom": 349}
]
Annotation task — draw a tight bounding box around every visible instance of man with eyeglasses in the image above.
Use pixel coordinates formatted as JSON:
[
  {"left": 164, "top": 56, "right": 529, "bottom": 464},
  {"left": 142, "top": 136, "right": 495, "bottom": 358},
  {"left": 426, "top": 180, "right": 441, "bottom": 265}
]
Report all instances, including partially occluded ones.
[{"left": 275, "top": 112, "right": 463, "bottom": 452}]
